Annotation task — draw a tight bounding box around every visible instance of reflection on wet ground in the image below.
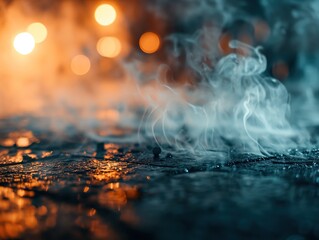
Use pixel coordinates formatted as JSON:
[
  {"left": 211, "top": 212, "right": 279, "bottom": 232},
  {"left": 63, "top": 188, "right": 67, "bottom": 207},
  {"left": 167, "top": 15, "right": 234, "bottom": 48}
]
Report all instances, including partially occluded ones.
[{"left": 1, "top": 118, "right": 319, "bottom": 239}]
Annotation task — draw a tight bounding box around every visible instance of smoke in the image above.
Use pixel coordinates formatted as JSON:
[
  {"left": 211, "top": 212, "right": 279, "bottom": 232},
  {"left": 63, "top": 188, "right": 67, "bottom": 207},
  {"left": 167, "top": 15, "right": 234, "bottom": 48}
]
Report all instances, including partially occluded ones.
[
  {"left": 136, "top": 40, "right": 303, "bottom": 156},
  {"left": 132, "top": 0, "right": 318, "bottom": 156},
  {"left": 1, "top": 0, "right": 319, "bottom": 158}
]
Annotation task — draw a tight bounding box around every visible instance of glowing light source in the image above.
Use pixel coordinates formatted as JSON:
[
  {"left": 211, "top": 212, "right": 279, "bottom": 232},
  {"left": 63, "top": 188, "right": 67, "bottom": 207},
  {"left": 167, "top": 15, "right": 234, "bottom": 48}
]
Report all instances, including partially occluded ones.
[
  {"left": 219, "top": 33, "right": 232, "bottom": 55},
  {"left": 139, "top": 32, "right": 161, "bottom": 54},
  {"left": 97, "top": 36, "right": 121, "bottom": 58},
  {"left": 27, "top": 22, "right": 47, "bottom": 43},
  {"left": 16, "top": 137, "right": 30, "bottom": 147},
  {"left": 139, "top": 32, "right": 160, "bottom": 54},
  {"left": 94, "top": 4, "right": 117, "bottom": 26},
  {"left": 272, "top": 61, "right": 289, "bottom": 80},
  {"left": 13, "top": 32, "right": 35, "bottom": 55},
  {"left": 70, "top": 55, "right": 91, "bottom": 76}
]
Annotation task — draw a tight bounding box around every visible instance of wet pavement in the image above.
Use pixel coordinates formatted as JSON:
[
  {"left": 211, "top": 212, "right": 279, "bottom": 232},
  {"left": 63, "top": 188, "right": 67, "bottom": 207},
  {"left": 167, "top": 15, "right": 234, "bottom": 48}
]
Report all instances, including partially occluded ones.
[{"left": 1, "top": 118, "right": 319, "bottom": 240}]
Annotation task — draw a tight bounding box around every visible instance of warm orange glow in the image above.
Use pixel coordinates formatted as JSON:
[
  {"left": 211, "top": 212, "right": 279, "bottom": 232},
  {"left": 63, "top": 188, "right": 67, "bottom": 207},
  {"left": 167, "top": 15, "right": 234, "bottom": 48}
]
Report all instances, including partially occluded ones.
[
  {"left": 139, "top": 32, "right": 160, "bottom": 54},
  {"left": 13, "top": 32, "right": 35, "bottom": 55},
  {"left": 83, "top": 186, "right": 90, "bottom": 193},
  {"left": 70, "top": 55, "right": 91, "bottom": 76},
  {"left": 94, "top": 4, "right": 117, "bottom": 26},
  {"left": 88, "top": 208, "right": 96, "bottom": 217},
  {"left": 37, "top": 206, "right": 48, "bottom": 216},
  {"left": 0, "top": 186, "right": 38, "bottom": 239},
  {"left": 16, "top": 137, "right": 30, "bottom": 148},
  {"left": 97, "top": 109, "right": 120, "bottom": 123},
  {"left": 97, "top": 36, "right": 121, "bottom": 58},
  {"left": 219, "top": 33, "right": 232, "bottom": 55},
  {"left": 97, "top": 183, "right": 139, "bottom": 210},
  {"left": 272, "top": 61, "right": 289, "bottom": 80},
  {"left": 27, "top": 22, "right": 48, "bottom": 43},
  {"left": 0, "top": 139, "right": 15, "bottom": 147}
]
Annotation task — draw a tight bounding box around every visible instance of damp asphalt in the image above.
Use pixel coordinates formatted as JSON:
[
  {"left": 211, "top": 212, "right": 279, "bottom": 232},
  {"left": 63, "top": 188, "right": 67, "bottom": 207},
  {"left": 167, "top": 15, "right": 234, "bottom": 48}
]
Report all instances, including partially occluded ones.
[{"left": 1, "top": 118, "right": 319, "bottom": 240}]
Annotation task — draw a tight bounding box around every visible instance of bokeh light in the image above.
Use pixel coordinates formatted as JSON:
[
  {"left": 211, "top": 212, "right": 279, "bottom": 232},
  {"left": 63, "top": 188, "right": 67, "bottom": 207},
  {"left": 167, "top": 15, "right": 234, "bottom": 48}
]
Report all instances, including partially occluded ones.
[
  {"left": 97, "top": 36, "right": 121, "bottom": 58},
  {"left": 219, "top": 33, "right": 232, "bottom": 55},
  {"left": 16, "top": 137, "right": 30, "bottom": 148},
  {"left": 13, "top": 32, "right": 35, "bottom": 55},
  {"left": 254, "top": 20, "right": 270, "bottom": 42},
  {"left": 272, "top": 61, "right": 289, "bottom": 80},
  {"left": 70, "top": 55, "right": 91, "bottom": 76},
  {"left": 27, "top": 22, "right": 48, "bottom": 43},
  {"left": 94, "top": 4, "right": 117, "bottom": 26},
  {"left": 139, "top": 32, "right": 160, "bottom": 54}
]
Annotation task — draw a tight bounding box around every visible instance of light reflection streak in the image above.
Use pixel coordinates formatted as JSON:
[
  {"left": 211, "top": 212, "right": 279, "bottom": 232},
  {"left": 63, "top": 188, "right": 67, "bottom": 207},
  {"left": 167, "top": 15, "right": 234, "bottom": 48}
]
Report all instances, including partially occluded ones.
[
  {"left": 0, "top": 138, "right": 142, "bottom": 238},
  {"left": 98, "top": 183, "right": 140, "bottom": 211},
  {"left": 0, "top": 186, "right": 38, "bottom": 239}
]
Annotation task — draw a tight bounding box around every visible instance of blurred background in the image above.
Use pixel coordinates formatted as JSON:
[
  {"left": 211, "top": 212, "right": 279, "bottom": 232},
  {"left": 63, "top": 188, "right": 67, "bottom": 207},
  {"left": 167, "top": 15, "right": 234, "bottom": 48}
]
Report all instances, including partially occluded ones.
[{"left": 1, "top": 0, "right": 319, "bottom": 132}]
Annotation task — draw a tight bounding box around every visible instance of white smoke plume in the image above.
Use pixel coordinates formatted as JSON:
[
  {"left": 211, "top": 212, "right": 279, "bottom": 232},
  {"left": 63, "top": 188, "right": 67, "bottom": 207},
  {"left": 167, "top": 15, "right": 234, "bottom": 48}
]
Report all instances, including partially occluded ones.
[{"left": 136, "top": 40, "right": 305, "bottom": 156}]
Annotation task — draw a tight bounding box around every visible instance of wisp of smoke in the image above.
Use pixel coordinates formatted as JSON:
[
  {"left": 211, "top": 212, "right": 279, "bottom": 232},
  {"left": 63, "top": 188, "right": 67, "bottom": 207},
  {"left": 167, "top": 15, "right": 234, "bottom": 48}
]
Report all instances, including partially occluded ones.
[
  {"left": 1, "top": 0, "right": 318, "bottom": 160},
  {"left": 137, "top": 40, "right": 306, "bottom": 156}
]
